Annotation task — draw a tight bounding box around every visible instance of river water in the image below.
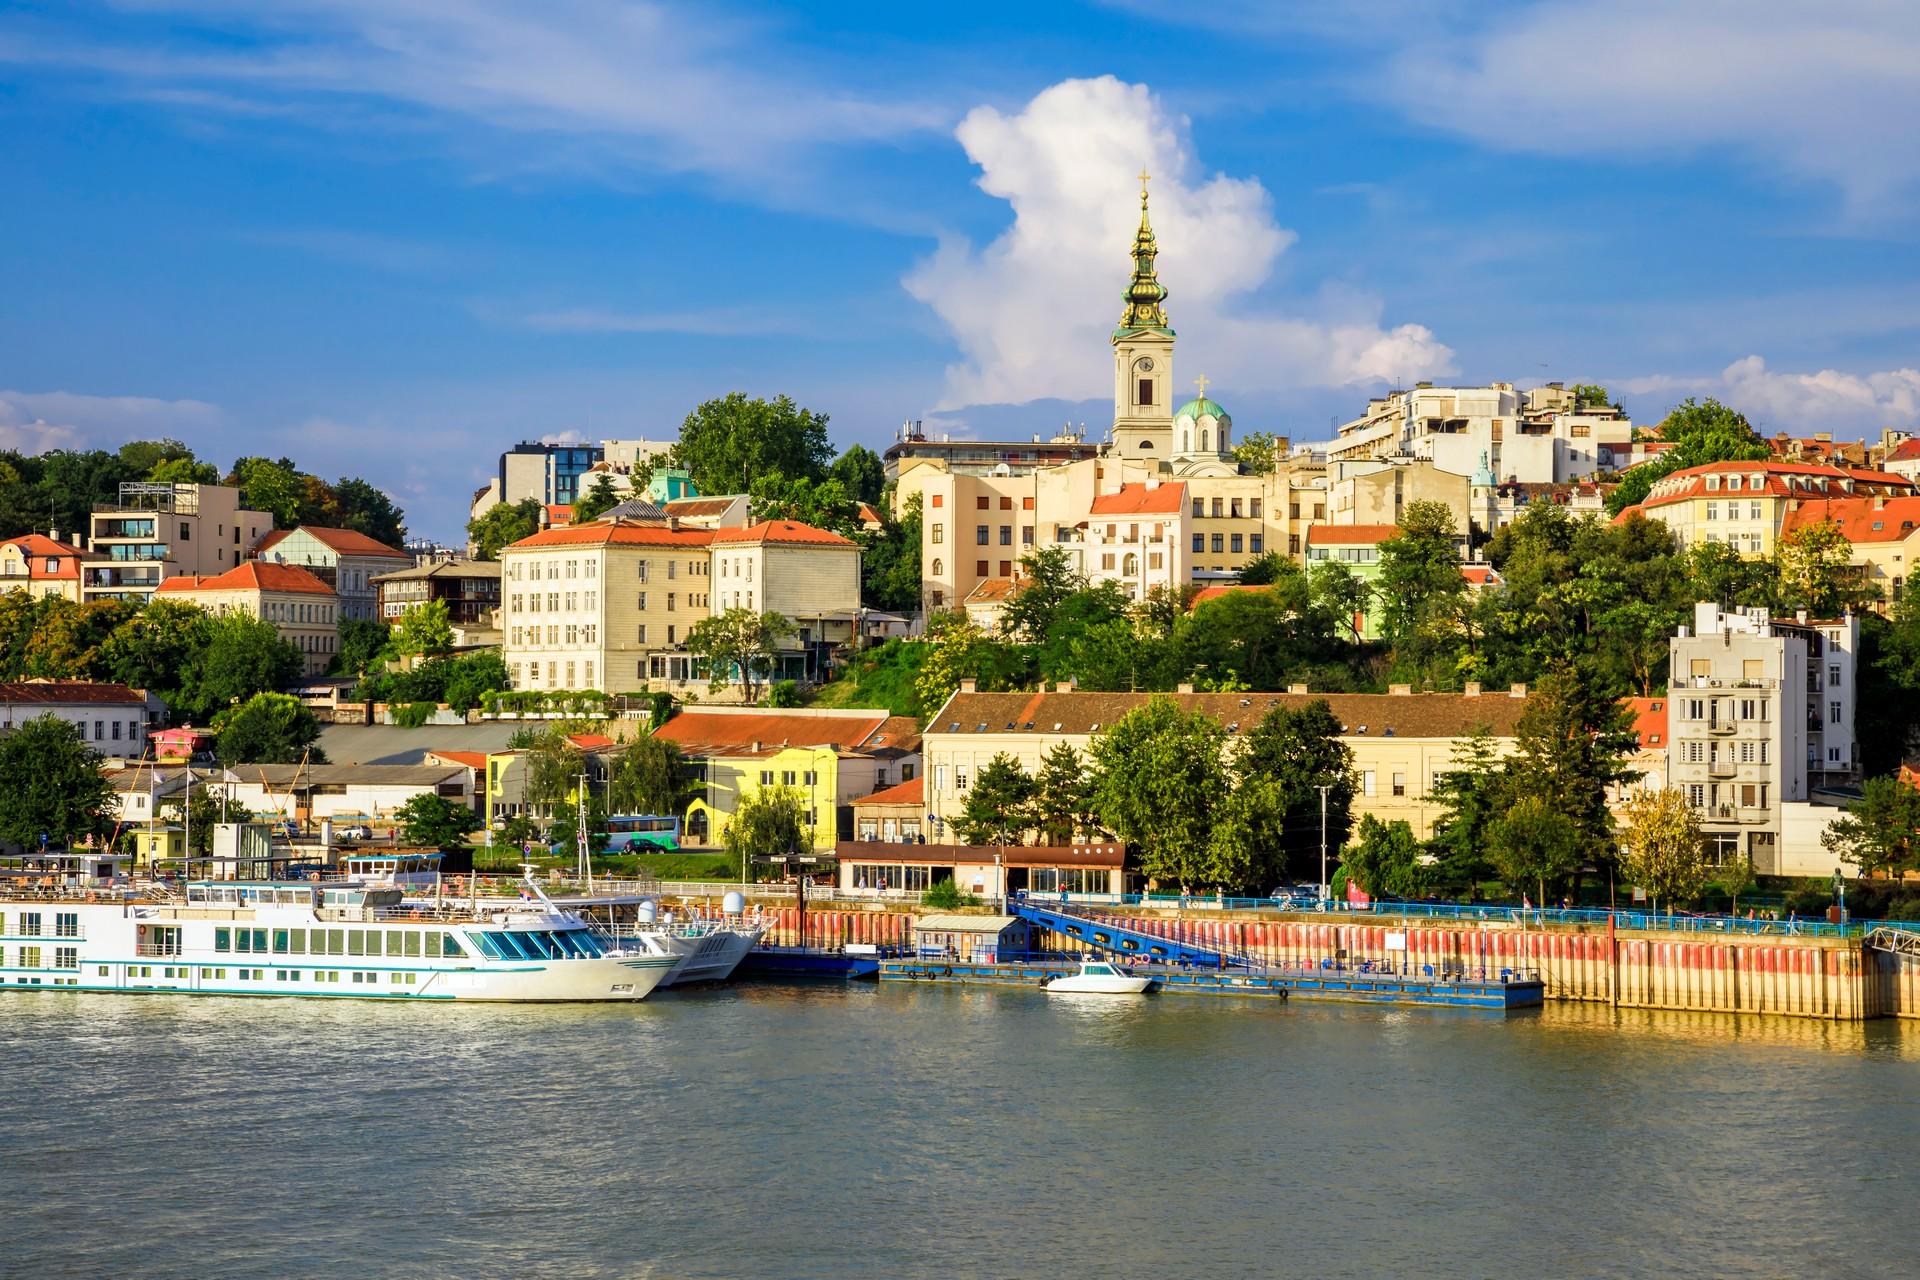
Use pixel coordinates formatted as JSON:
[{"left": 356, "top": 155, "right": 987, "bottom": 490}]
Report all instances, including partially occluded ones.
[{"left": 3, "top": 984, "right": 1917, "bottom": 1279}]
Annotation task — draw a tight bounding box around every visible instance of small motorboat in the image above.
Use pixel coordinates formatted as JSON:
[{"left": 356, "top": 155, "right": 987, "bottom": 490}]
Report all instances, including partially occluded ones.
[{"left": 1043, "top": 958, "right": 1153, "bottom": 995}]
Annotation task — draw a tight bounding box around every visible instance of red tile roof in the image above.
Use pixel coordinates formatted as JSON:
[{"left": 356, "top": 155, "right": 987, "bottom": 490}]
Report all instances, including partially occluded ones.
[
  {"left": 1188, "top": 584, "right": 1275, "bottom": 609},
  {"left": 653, "top": 710, "right": 891, "bottom": 756},
  {"left": 1625, "top": 696, "right": 1668, "bottom": 750},
  {"left": 0, "top": 679, "right": 145, "bottom": 705},
  {"left": 566, "top": 733, "right": 617, "bottom": 751},
  {"left": 1306, "top": 524, "right": 1400, "bottom": 546},
  {"left": 426, "top": 750, "right": 489, "bottom": 770},
  {"left": 1638, "top": 461, "right": 1916, "bottom": 511},
  {"left": 507, "top": 520, "right": 715, "bottom": 550},
  {"left": 708, "top": 520, "right": 856, "bottom": 547},
  {"left": 1088, "top": 481, "right": 1185, "bottom": 516},
  {"left": 854, "top": 776, "right": 923, "bottom": 806},
  {"left": 269, "top": 526, "right": 411, "bottom": 559},
  {"left": 965, "top": 578, "right": 1021, "bottom": 604},
  {"left": 1, "top": 533, "right": 86, "bottom": 579},
  {"left": 155, "top": 561, "right": 336, "bottom": 595},
  {"left": 1887, "top": 439, "right": 1920, "bottom": 463},
  {"left": 1460, "top": 565, "right": 1503, "bottom": 587},
  {"left": 1779, "top": 496, "right": 1920, "bottom": 543}
]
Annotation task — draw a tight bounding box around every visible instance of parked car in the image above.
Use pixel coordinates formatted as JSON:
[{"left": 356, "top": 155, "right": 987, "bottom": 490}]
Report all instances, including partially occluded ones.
[{"left": 338, "top": 825, "right": 372, "bottom": 841}]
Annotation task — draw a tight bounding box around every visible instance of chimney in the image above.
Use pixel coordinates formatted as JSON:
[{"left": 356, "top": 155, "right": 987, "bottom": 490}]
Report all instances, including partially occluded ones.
[
  {"left": 1287, "top": 683, "right": 1309, "bottom": 695},
  {"left": 1509, "top": 683, "right": 1528, "bottom": 698},
  {"left": 959, "top": 679, "right": 978, "bottom": 694},
  {"left": 1389, "top": 684, "right": 1411, "bottom": 696},
  {"left": 1055, "top": 679, "right": 1076, "bottom": 693},
  {"left": 1796, "top": 609, "right": 1808, "bottom": 624},
  {"left": 1176, "top": 682, "right": 1195, "bottom": 695},
  {"left": 1463, "top": 682, "right": 1481, "bottom": 696},
  {"left": 750, "top": 741, "right": 761, "bottom": 753}
]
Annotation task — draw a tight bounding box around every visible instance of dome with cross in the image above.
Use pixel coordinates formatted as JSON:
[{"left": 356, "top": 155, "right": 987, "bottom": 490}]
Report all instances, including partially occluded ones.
[{"left": 1173, "top": 375, "right": 1231, "bottom": 457}]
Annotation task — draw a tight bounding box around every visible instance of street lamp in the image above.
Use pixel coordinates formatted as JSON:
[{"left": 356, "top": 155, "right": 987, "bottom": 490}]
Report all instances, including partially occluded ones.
[{"left": 1317, "top": 784, "right": 1331, "bottom": 905}]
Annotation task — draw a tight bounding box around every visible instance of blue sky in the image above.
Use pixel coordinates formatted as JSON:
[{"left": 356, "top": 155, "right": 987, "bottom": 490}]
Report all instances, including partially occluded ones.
[{"left": 4, "top": 1, "right": 1920, "bottom": 541}]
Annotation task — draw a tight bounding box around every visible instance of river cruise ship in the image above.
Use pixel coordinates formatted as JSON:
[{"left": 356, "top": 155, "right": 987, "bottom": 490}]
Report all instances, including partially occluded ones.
[{"left": 0, "top": 875, "right": 681, "bottom": 1002}]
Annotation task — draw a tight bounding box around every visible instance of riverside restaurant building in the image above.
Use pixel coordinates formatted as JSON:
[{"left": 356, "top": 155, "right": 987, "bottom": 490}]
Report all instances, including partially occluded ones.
[{"left": 835, "top": 841, "right": 1126, "bottom": 900}]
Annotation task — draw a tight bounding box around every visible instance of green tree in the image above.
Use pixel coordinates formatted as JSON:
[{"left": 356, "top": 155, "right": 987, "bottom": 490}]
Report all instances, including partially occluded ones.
[
  {"left": 998, "top": 546, "right": 1086, "bottom": 644},
  {"left": 181, "top": 612, "right": 304, "bottom": 722},
  {"left": 684, "top": 607, "right": 794, "bottom": 704},
  {"left": 1507, "top": 662, "right": 1641, "bottom": 867},
  {"left": 1089, "top": 697, "right": 1229, "bottom": 889},
  {"left": 1204, "top": 775, "right": 1286, "bottom": 893},
  {"left": 229, "top": 456, "right": 307, "bottom": 526},
  {"left": 604, "top": 736, "right": 692, "bottom": 816},
  {"left": 1229, "top": 430, "right": 1285, "bottom": 475},
  {"left": 438, "top": 651, "right": 508, "bottom": 713},
  {"left": 747, "top": 474, "right": 860, "bottom": 534},
  {"left": 669, "top": 393, "right": 833, "bottom": 495},
  {"left": 1606, "top": 398, "right": 1768, "bottom": 513},
  {"left": 212, "top": 692, "right": 325, "bottom": 765},
  {"left": 724, "top": 786, "right": 812, "bottom": 876},
  {"left": 333, "top": 617, "right": 391, "bottom": 679},
  {"left": 1423, "top": 725, "right": 1505, "bottom": 892},
  {"left": 1377, "top": 500, "right": 1468, "bottom": 683},
  {"left": 158, "top": 790, "right": 255, "bottom": 855},
  {"left": 391, "top": 599, "right": 454, "bottom": 659},
  {"left": 522, "top": 730, "right": 586, "bottom": 820},
  {"left": 1308, "top": 559, "right": 1372, "bottom": 648},
  {"left": 1235, "top": 700, "right": 1356, "bottom": 883},
  {"left": 1774, "top": 518, "right": 1859, "bottom": 618},
  {"left": 328, "top": 477, "right": 408, "bottom": 548},
  {"left": 117, "top": 438, "right": 198, "bottom": 477},
  {"left": 467, "top": 497, "right": 543, "bottom": 561},
  {"left": 1340, "top": 814, "right": 1432, "bottom": 900},
  {"left": 828, "top": 444, "right": 886, "bottom": 505},
  {"left": 916, "top": 612, "right": 990, "bottom": 713},
  {"left": 572, "top": 472, "right": 621, "bottom": 523},
  {"left": 0, "top": 715, "right": 115, "bottom": 848},
  {"left": 1029, "top": 742, "right": 1097, "bottom": 844},
  {"left": 860, "top": 491, "right": 922, "bottom": 611},
  {"left": 1236, "top": 550, "right": 1292, "bottom": 586},
  {"left": 96, "top": 599, "right": 209, "bottom": 707},
  {"left": 394, "top": 793, "right": 482, "bottom": 849},
  {"left": 954, "top": 753, "right": 1035, "bottom": 845},
  {"left": 149, "top": 455, "right": 221, "bottom": 485},
  {"left": 1617, "top": 787, "right": 1709, "bottom": 909},
  {"left": 1569, "top": 384, "right": 1614, "bottom": 411},
  {"left": 1821, "top": 775, "right": 1920, "bottom": 880},
  {"left": 1488, "top": 793, "right": 1582, "bottom": 905}
]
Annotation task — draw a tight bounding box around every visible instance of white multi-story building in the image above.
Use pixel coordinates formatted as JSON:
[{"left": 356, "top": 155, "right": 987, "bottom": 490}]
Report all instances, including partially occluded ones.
[
  {"left": 252, "top": 526, "right": 413, "bottom": 622},
  {"left": 1328, "top": 382, "right": 1634, "bottom": 485},
  {"left": 1666, "top": 603, "right": 1858, "bottom": 873},
  {"left": 81, "top": 483, "right": 273, "bottom": 603},
  {"left": 0, "top": 680, "right": 158, "bottom": 759}
]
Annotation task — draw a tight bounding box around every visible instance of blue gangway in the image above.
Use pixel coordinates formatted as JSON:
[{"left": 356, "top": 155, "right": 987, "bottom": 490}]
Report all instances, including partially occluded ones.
[{"left": 1010, "top": 898, "right": 1255, "bottom": 968}]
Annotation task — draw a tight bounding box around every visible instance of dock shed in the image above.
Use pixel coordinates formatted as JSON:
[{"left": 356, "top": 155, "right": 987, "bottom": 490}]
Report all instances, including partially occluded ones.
[{"left": 912, "top": 914, "right": 1029, "bottom": 963}]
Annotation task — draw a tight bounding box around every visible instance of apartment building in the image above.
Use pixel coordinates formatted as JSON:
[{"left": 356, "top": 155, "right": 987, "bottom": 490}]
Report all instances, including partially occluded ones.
[
  {"left": 0, "top": 679, "right": 157, "bottom": 759},
  {"left": 0, "top": 533, "right": 86, "bottom": 602},
  {"left": 1071, "top": 481, "right": 1189, "bottom": 600},
  {"left": 1666, "top": 603, "right": 1858, "bottom": 873},
  {"left": 1618, "top": 462, "right": 1916, "bottom": 555},
  {"left": 708, "top": 521, "right": 863, "bottom": 672},
  {"left": 500, "top": 518, "right": 714, "bottom": 694},
  {"left": 1328, "top": 457, "right": 1471, "bottom": 534},
  {"left": 252, "top": 526, "right": 413, "bottom": 621},
  {"left": 1328, "top": 382, "right": 1633, "bottom": 485},
  {"left": 372, "top": 559, "right": 503, "bottom": 626},
  {"left": 883, "top": 421, "right": 1100, "bottom": 484},
  {"left": 1778, "top": 495, "right": 1920, "bottom": 607},
  {"left": 81, "top": 482, "right": 273, "bottom": 602},
  {"left": 921, "top": 685, "right": 1530, "bottom": 842},
  {"left": 155, "top": 562, "right": 341, "bottom": 675}
]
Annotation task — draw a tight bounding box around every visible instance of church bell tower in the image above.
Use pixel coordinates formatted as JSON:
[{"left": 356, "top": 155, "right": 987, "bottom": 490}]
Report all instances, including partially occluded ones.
[{"left": 1111, "top": 170, "right": 1175, "bottom": 459}]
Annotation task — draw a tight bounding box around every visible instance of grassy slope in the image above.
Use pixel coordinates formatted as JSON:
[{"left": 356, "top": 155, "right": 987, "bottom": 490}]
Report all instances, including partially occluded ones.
[{"left": 808, "top": 639, "right": 925, "bottom": 718}]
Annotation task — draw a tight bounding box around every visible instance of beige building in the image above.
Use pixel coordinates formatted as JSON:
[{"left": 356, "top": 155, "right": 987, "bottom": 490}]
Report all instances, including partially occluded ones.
[
  {"left": 1329, "top": 457, "right": 1471, "bottom": 534},
  {"left": 922, "top": 686, "right": 1530, "bottom": 842},
  {"left": 0, "top": 533, "right": 86, "bottom": 602},
  {"left": 82, "top": 482, "right": 273, "bottom": 602},
  {"left": 252, "top": 525, "right": 413, "bottom": 621},
  {"left": 154, "top": 561, "right": 340, "bottom": 675},
  {"left": 500, "top": 518, "right": 715, "bottom": 694},
  {"left": 1779, "top": 495, "right": 1920, "bottom": 607}
]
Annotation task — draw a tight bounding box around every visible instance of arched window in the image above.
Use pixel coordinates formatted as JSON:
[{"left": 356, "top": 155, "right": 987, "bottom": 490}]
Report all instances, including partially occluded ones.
[
  {"left": 930, "top": 558, "right": 944, "bottom": 576},
  {"left": 1123, "top": 553, "right": 1139, "bottom": 575},
  {"left": 1200, "top": 429, "right": 1210, "bottom": 451},
  {"left": 1181, "top": 430, "right": 1189, "bottom": 452},
  {"left": 1139, "top": 439, "right": 1154, "bottom": 450}
]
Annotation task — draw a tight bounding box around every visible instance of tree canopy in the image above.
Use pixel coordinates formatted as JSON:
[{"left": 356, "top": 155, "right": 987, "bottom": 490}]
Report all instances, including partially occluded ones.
[
  {"left": 669, "top": 393, "right": 833, "bottom": 495},
  {"left": 0, "top": 715, "right": 114, "bottom": 849},
  {"left": 467, "top": 497, "right": 543, "bottom": 561},
  {"left": 213, "top": 692, "right": 326, "bottom": 765}
]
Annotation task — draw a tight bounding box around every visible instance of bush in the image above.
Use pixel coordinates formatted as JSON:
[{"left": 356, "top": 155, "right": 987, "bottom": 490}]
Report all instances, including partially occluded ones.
[
  {"left": 765, "top": 679, "right": 801, "bottom": 708},
  {"left": 392, "top": 700, "right": 437, "bottom": 728},
  {"left": 920, "top": 878, "right": 979, "bottom": 909}
]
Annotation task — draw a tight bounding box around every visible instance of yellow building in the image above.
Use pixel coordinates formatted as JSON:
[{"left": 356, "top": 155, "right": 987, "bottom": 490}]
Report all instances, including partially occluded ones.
[
  {"left": 1617, "top": 461, "right": 1916, "bottom": 556},
  {"left": 154, "top": 561, "right": 340, "bottom": 675},
  {"left": 652, "top": 707, "right": 921, "bottom": 852},
  {"left": 1780, "top": 495, "right": 1920, "bottom": 607},
  {"left": 922, "top": 685, "right": 1531, "bottom": 841},
  {"left": 0, "top": 533, "right": 86, "bottom": 601}
]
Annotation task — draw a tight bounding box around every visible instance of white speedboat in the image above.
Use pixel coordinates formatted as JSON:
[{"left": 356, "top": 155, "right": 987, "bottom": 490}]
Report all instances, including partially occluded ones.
[{"left": 1043, "top": 958, "right": 1153, "bottom": 995}]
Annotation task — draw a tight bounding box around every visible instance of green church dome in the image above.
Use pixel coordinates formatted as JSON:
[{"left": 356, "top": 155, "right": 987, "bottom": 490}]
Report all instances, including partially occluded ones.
[{"left": 1174, "top": 396, "right": 1230, "bottom": 423}]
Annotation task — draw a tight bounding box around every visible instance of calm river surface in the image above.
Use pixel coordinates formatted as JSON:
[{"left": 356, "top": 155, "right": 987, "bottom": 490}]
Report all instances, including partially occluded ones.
[{"left": 3, "top": 984, "right": 1918, "bottom": 1279}]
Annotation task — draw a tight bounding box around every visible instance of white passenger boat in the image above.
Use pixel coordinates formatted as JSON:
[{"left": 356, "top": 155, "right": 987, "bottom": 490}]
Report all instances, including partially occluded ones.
[
  {"left": 0, "top": 876, "right": 679, "bottom": 1002},
  {"left": 1043, "top": 958, "right": 1154, "bottom": 995}
]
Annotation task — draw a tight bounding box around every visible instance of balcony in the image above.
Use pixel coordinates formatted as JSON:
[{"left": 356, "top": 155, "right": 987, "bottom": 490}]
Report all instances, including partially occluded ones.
[
  {"left": 1708, "top": 760, "right": 1737, "bottom": 778},
  {"left": 1708, "top": 720, "right": 1735, "bottom": 735},
  {"left": 95, "top": 543, "right": 171, "bottom": 562}
]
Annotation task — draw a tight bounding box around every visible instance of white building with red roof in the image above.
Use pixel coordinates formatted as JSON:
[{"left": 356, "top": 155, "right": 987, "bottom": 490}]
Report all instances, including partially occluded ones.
[
  {"left": 252, "top": 525, "right": 414, "bottom": 621},
  {"left": 0, "top": 533, "right": 87, "bottom": 602},
  {"left": 1613, "top": 460, "right": 1916, "bottom": 556},
  {"left": 1070, "top": 479, "right": 1188, "bottom": 601},
  {"left": 155, "top": 562, "right": 340, "bottom": 674},
  {"left": 0, "top": 679, "right": 157, "bottom": 759}
]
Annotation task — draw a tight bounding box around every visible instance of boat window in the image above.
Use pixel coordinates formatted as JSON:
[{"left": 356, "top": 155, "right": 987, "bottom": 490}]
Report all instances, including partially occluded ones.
[
  {"left": 522, "top": 932, "right": 558, "bottom": 960},
  {"left": 1087, "top": 964, "right": 1112, "bottom": 976},
  {"left": 272, "top": 929, "right": 289, "bottom": 953},
  {"left": 425, "top": 932, "right": 442, "bottom": 958},
  {"left": 404, "top": 931, "right": 421, "bottom": 957},
  {"left": 386, "top": 931, "right": 404, "bottom": 958},
  {"left": 439, "top": 933, "right": 461, "bottom": 958},
  {"left": 494, "top": 932, "right": 531, "bottom": 961},
  {"left": 347, "top": 930, "right": 366, "bottom": 957},
  {"left": 214, "top": 927, "right": 231, "bottom": 952}
]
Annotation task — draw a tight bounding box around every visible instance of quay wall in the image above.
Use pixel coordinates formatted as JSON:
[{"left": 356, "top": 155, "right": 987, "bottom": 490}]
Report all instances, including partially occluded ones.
[{"left": 727, "top": 901, "right": 1920, "bottom": 1022}]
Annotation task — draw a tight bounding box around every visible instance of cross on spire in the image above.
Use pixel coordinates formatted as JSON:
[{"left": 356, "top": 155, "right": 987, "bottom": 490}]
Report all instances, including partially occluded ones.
[
  {"left": 1138, "top": 167, "right": 1151, "bottom": 203},
  {"left": 1195, "top": 374, "right": 1210, "bottom": 398}
]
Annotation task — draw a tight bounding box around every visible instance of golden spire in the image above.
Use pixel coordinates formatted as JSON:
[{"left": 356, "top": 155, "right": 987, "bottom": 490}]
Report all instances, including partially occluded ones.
[{"left": 1116, "top": 167, "right": 1171, "bottom": 338}]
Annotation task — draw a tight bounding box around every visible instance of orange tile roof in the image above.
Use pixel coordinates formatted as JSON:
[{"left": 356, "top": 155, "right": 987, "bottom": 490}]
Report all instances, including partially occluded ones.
[
  {"left": 708, "top": 520, "right": 856, "bottom": 547},
  {"left": 1779, "top": 496, "right": 1920, "bottom": 543},
  {"left": 566, "top": 733, "right": 617, "bottom": 751},
  {"left": 1460, "top": 565, "right": 1503, "bottom": 586},
  {"left": 252, "top": 529, "right": 291, "bottom": 555},
  {"left": 276, "top": 526, "right": 411, "bottom": 559},
  {"left": 507, "top": 520, "right": 715, "bottom": 550},
  {"left": 545, "top": 505, "right": 574, "bottom": 527},
  {"left": 1088, "top": 481, "right": 1186, "bottom": 516},
  {"left": 2, "top": 533, "right": 86, "bottom": 579},
  {"left": 854, "top": 776, "right": 923, "bottom": 806},
  {"left": 0, "top": 679, "right": 145, "bottom": 705},
  {"left": 1639, "top": 461, "right": 1915, "bottom": 511},
  {"left": 1625, "top": 696, "right": 1668, "bottom": 750},
  {"left": 426, "top": 750, "right": 489, "bottom": 770},
  {"left": 1188, "top": 584, "right": 1275, "bottom": 609},
  {"left": 1887, "top": 439, "right": 1920, "bottom": 463},
  {"left": 155, "top": 561, "right": 336, "bottom": 595},
  {"left": 653, "top": 710, "right": 890, "bottom": 756},
  {"left": 1306, "top": 524, "right": 1399, "bottom": 546},
  {"left": 965, "top": 578, "right": 1020, "bottom": 603}
]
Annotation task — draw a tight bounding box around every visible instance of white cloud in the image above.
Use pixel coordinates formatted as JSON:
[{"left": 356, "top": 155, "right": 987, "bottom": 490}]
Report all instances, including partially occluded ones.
[
  {"left": 1620, "top": 356, "right": 1920, "bottom": 433},
  {"left": 1, "top": 1, "right": 948, "bottom": 182},
  {"left": 1380, "top": 1, "right": 1920, "bottom": 212},
  {"left": 905, "top": 76, "right": 1452, "bottom": 413},
  {"left": 0, "top": 389, "right": 223, "bottom": 453}
]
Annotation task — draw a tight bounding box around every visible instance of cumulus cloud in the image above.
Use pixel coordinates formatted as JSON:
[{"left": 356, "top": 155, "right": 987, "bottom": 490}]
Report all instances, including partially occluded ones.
[
  {"left": 905, "top": 77, "right": 1452, "bottom": 412},
  {"left": 1620, "top": 356, "right": 1920, "bottom": 432},
  {"left": 0, "top": 389, "right": 223, "bottom": 453},
  {"left": 1380, "top": 1, "right": 1920, "bottom": 212}
]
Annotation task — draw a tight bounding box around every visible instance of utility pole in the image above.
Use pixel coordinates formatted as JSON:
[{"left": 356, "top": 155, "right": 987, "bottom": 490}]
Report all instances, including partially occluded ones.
[
  {"left": 1317, "top": 784, "right": 1330, "bottom": 905},
  {"left": 575, "top": 771, "right": 592, "bottom": 890}
]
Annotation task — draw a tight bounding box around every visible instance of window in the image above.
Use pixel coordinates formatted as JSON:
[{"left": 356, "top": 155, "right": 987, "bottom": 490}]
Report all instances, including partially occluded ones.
[
  {"left": 1830, "top": 700, "right": 1842, "bottom": 725},
  {"left": 1211, "top": 498, "right": 1224, "bottom": 518},
  {"left": 1021, "top": 526, "right": 1033, "bottom": 546},
  {"left": 1750, "top": 502, "right": 1763, "bottom": 520},
  {"left": 1687, "top": 784, "right": 1706, "bottom": 807},
  {"left": 1249, "top": 535, "right": 1263, "bottom": 554},
  {"left": 1211, "top": 534, "right": 1224, "bottom": 553},
  {"left": 976, "top": 495, "right": 990, "bottom": 510},
  {"left": 999, "top": 526, "right": 1012, "bottom": 546},
  {"left": 975, "top": 560, "right": 988, "bottom": 577},
  {"left": 1230, "top": 534, "right": 1243, "bottom": 553},
  {"left": 976, "top": 525, "right": 989, "bottom": 545},
  {"left": 930, "top": 493, "right": 944, "bottom": 508},
  {"left": 930, "top": 558, "right": 943, "bottom": 576},
  {"left": 1705, "top": 502, "right": 1718, "bottom": 521},
  {"left": 1829, "top": 663, "right": 1841, "bottom": 686},
  {"left": 1391, "top": 772, "right": 1406, "bottom": 797},
  {"left": 931, "top": 523, "right": 944, "bottom": 545},
  {"left": 1137, "top": 377, "right": 1153, "bottom": 405},
  {"left": 999, "top": 560, "right": 1013, "bottom": 576},
  {"left": 1361, "top": 771, "right": 1376, "bottom": 797},
  {"left": 1191, "top": 499, "right": 1204, "bottom": 518}
]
